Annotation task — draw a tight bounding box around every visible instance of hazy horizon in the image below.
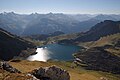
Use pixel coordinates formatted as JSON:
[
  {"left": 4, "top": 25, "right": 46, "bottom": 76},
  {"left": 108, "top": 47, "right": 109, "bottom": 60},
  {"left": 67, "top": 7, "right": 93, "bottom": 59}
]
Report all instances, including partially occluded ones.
[
  {"left": 0, "top": 0, "right": 120, "bottom": 14},
  {"left": 1, "top": 11, "right": 120, "bottom": 15}
]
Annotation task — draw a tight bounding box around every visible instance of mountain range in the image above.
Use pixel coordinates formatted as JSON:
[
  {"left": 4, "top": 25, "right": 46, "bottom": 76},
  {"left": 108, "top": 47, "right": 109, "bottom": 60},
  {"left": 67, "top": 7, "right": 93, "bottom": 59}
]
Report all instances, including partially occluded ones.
[
  {"left": 46, "top": 20, "right": 120, "bottom": 45},
  {"left": 0, "top": 15, "right": 120, "bottom": 76},
  {"left": 0, "top": 12, "right": 120, "bottom": 36}
]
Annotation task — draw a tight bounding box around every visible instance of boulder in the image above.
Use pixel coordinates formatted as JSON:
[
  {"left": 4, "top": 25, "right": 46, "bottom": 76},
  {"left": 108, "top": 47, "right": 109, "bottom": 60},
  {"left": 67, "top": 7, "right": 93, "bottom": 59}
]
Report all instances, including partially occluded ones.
[
  {"left": 26, "top": 73, "right": 40, "bottom": 80},
  {"left": 100, "top": 77, "right": 108, "bottom": 80},
  {"left": 0, "top": 61, "right": 21, "bottom": 73},
  {"left": 30, "top": 65, "right": 70, "bottom": 80}
]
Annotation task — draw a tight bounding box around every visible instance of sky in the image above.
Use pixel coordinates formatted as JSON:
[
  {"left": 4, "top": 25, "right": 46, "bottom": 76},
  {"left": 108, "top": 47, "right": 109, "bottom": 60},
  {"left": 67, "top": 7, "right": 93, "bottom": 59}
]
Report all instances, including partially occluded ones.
[{"left": 0, "top": 0, "right": 120, "bottom": 14}]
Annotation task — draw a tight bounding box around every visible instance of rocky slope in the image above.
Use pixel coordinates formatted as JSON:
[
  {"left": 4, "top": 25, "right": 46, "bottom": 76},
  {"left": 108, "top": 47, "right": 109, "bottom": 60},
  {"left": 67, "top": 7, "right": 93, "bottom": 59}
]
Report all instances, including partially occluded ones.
[
  {"left": 0, "top": 28, "right": 35, "bottom": 60},
  {"left": 73, "top": 32, "right": 120, "bottom": 73},
  {"left": 74, "top": 46, "right": 120, "bottom": 74},
  {"left": 0, "top": 61, "right": 70, "bottom": 80},
  {"left": 72, "top": 21, "right": 120, "bottom": 74},
  {"left": 0, "top": 60, "right": 119, "bottom": 80}
]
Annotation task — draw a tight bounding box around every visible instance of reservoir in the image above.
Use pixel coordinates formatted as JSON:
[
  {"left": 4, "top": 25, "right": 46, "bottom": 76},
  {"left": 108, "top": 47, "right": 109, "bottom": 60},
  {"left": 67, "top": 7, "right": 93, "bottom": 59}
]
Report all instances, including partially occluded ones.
[{"left": 27, "top": 43, "right": 80, "bottom": 62}]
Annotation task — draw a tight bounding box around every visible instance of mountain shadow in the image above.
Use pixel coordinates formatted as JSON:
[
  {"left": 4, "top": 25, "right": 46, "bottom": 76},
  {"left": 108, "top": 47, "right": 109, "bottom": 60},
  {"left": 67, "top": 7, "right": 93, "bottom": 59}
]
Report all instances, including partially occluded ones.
[{"left": 0, "top": 28, "right": 35, "bottom": 60}]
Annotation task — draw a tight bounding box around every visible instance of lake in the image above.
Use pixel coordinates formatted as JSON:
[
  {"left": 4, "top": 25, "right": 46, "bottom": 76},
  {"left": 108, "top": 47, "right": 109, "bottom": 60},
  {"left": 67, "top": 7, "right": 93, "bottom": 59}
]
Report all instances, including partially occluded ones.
[{"left": 27, "top": 43, "right": 80, "bottom": 62}]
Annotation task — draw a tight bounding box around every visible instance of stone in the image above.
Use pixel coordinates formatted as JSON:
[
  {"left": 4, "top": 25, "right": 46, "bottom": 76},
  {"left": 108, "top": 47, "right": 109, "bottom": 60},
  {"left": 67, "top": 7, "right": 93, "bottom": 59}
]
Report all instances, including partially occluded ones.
[
  {"left": 30, "top": 65, "right": 70, "bottom": 80},
  {"left": 0, "top": 61, "right": 21, "bottom": 73},
  {"left": 100, "top": 77, "right": 108, "bottom": 80},
  {"left": 26, "top": 73, "right": 40, "bottom": 80}
]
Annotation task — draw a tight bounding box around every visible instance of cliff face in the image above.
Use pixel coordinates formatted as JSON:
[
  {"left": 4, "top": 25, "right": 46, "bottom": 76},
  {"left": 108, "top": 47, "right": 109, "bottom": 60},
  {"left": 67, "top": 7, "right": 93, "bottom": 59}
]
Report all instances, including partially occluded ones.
[{"left": 0, "top": 28, "right": 35, "bottom": 60}]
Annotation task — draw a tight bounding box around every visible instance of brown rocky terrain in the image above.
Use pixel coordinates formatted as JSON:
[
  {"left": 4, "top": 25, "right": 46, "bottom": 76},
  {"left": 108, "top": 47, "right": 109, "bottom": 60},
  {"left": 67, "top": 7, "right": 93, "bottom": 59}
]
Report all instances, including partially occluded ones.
[
  {"left": 0, "top": 61, "right": 70, "bottom": 80},
  {"left": 74, "top": 47, "right": 120, "bottom": 74}
]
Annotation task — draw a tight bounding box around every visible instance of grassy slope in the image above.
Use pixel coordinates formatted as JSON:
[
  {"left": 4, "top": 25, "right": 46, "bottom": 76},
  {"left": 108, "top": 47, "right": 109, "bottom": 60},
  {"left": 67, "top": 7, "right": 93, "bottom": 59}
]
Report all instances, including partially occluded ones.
[
  {"left": 77, "top": 33, "right": 120, "bottom": 58},
  {"left": 8, "top": 60, "right": 120, "bottom": 80},
  {"left": 78, "top": 33, "right": 120, "bottom": 48},
  {"left": 46, "top": 33, "right": 83, "bottom": 44}
]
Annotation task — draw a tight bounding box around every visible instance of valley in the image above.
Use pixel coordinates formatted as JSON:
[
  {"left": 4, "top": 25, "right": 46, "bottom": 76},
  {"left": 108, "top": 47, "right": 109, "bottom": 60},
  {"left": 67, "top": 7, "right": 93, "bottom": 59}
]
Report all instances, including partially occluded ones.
[{"left": 0, "top": 12, "right": 120, "bottom": 80}]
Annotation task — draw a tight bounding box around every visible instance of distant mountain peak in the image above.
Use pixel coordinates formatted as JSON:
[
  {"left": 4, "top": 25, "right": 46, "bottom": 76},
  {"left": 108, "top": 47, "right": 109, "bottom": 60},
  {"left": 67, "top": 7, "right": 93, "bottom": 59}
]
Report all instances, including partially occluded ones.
[{"left": 94, "top": 14, "right": 117, "bottom": 21}]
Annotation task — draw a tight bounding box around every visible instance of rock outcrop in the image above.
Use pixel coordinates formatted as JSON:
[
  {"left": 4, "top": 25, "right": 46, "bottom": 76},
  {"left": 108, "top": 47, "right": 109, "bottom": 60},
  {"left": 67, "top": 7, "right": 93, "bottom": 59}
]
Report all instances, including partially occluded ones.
[
  {"left": 0, "top": 62, "right": 70, "bottom": 80},
  {"left": 30, "top": 65, "right": 70, "bottom": 80},
  {"left": 0, "top": 62, "right": 21, "bottom": 73},
  {"left": 26, "top": 74, "right": 40, "bottom": 80},
  {"left": 0, "top": 62, "right": 40, "bottom": 80}
]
